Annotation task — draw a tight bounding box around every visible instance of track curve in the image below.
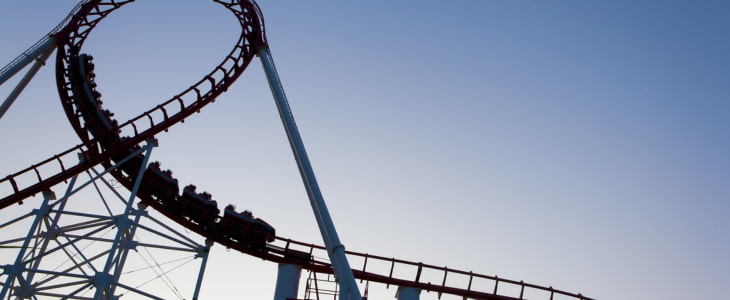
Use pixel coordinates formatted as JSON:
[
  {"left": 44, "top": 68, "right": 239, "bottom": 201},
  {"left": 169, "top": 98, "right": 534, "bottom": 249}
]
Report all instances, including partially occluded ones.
[{"left": 0, "top": 1, "right": 594, "bottom": 299}]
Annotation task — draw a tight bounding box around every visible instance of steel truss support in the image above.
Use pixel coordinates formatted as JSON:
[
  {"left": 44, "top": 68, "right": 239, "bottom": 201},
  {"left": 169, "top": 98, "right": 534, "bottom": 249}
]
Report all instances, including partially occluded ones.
[{"left": 0, "top": 140, "right": 213, "bottom": 299}]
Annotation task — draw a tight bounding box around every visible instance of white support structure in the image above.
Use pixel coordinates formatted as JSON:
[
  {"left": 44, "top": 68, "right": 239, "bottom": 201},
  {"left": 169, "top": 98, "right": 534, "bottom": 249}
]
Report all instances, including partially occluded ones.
[
  {"left": 93, "top": 140, "right": 156, "bottom": 299},
  {"left": 259, "top": 47, "right": 363, "bottom": 300},
  {"left": 273, "top": 264, "right": 302, "bottom": 300},
  {"left": 0, "top": 190, "right": 56, "bottom": 299},
  {"left": 0, "top": 140, "right": 213, "bottom": 299}
]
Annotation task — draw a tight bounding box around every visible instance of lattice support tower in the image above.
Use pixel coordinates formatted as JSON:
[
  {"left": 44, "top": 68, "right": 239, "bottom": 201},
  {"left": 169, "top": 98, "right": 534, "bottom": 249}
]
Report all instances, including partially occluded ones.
[{"left": 0, "top": 140, "right": 213, "bottom": 300}]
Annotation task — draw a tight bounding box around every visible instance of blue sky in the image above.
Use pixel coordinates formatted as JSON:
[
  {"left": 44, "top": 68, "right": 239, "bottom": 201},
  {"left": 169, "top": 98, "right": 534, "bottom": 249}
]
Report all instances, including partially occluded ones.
[{"left": 0, "top": 1, "right": 728, "bottom": 299}]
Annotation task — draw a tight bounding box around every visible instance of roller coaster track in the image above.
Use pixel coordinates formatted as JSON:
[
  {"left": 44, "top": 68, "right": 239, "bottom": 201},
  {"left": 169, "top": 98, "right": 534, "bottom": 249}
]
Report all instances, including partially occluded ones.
[{"left": 0, "top": 1, "right": 594, "bottom": 299}]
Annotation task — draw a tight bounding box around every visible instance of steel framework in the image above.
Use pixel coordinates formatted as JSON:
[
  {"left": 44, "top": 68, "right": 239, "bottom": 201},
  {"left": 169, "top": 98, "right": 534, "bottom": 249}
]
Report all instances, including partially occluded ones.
[{"left": 0, "top": 141, "right": 212, "bottom": 299}]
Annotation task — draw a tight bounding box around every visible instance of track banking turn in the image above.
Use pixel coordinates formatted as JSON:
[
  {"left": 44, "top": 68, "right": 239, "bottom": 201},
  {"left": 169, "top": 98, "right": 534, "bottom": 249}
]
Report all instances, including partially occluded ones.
[{"left": 0, "top": 1, "right": 593, "bottom": 299}]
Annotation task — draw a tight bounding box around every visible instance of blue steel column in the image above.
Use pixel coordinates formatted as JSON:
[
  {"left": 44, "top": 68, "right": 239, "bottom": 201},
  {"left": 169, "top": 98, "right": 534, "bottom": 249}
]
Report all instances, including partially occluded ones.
[
  {"left": 192, "top": 240, "right": 213, "bottom": 300},
  {"left": 273, "top": 264, "right": 302, "bottom": 300},
  {"left": 258, "top": 47, "right": 363, "bottom": 300},
  {"left": 397, "top": 287, "right": 421, "bottom": 300},
  {"left": 0, "top": 36, "right": 56, "bottom": 86},
  {"left": 0, "top": 37, "right": 56, "bottom": 120}
]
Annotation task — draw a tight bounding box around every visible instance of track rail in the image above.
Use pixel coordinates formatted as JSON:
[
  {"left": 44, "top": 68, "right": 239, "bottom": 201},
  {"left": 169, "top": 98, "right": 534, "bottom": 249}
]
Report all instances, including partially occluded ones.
[
  {"left": 0, "top": 1, "right": 594, "bottom": 299},
  {"left": 249, "top": 238, "right": 595, "bottom": 300}
]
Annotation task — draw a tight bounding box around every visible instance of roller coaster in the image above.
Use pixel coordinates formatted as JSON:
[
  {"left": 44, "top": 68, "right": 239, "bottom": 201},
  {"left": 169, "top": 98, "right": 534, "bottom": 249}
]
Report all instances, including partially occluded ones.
[{"left": 0, "top": 1, "right": 595, "bottom": 299}]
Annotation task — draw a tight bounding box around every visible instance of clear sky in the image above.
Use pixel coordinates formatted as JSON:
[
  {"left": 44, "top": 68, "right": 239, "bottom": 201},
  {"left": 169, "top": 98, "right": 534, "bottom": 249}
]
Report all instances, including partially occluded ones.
[{"left": 0, "top": 1, "right": 728, "bottom": 299}]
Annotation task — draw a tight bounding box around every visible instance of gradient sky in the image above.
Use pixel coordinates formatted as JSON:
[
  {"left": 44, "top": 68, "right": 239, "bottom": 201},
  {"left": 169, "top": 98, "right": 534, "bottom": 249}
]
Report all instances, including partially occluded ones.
[{"left": 0, "top": 1, "right": 728, "bottom": 299}]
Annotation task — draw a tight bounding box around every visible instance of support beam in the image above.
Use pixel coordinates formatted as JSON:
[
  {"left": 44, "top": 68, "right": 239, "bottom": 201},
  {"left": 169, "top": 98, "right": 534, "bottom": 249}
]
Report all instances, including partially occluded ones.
[
  {"left": 0, "top": 191, "right": 56, "bottom": 299},
  {"left": 0, "top": 36, "right": 55, "bottom": 86},
  {"left": 274, "top": 264, "right": 302, "bottom": 300},
  {"left": 0, "top": 36, "right": 56, "bottom": 120},
  {"left": 94, "top": 140, "right": 156, "bottom": 300},
  {"left": 259, "top": 47, "right": 362, "bottom": 300},
  {"left": 192, "top": 240, "right": 213, "bottom": 300},
  {"left": 397, "top": 287, "right": 421, "bottom": 300}
]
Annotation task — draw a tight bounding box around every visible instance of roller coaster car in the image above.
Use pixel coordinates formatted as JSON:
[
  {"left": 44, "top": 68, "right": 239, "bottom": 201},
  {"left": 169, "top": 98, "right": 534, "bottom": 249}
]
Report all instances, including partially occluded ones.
[
  {"left": 115, "top": 136, "right": 143, "bottom": 162},
  {"left": 180, "top": 185, "right": 220, "bottom": 227},
  {"left": 71, "top": 53, "right": 124, "bottom": 157},
  {"left": 72, "top": 54, "right": 102, "bottom": 115},
  {"left": 219, "top": 205, "right": 276, "bottom": 250},
  {"left": 141, "top": 162, "right": 180, "bottom": 208},
  {"left": 284, "top": 248, "right": 313, "bottom": 265}
]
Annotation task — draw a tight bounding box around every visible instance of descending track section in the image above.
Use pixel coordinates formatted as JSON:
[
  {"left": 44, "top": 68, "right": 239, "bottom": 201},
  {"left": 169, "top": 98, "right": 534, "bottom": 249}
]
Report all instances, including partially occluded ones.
[{"left": 0, "top": 1, "right": 595, "bottom": 299}]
